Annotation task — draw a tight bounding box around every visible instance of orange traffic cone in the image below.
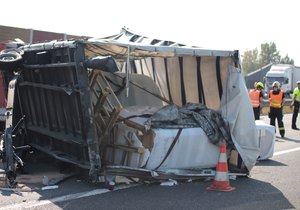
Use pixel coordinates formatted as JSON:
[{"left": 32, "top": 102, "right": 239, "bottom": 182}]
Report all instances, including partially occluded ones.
[{"left": 207, "top": 143, "right": 235, "bottom": 192}]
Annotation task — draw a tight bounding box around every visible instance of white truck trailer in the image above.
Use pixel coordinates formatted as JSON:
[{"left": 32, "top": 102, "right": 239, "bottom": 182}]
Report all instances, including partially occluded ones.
[{"left": 264, "top": 64, "right": 300, "bottom": 95}]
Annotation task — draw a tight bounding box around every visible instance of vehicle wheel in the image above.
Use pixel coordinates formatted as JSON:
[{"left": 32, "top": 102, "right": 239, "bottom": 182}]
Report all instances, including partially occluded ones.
[
  {"left": 0, "top": 51, "right": 23, "bottom": 71},
  {"left": 0, "top": 48, "right": 24, "bottom": 56}
]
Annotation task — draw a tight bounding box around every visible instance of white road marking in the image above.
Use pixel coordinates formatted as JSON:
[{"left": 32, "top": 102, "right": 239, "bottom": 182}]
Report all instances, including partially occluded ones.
[
  {"left": 273, "top": 147, "right": 300, "bottom": 156},
  {"left": 2, "top": 147, "right": 300, "bottom": 209},
  {"left": 0, "top": 184, "right": 139, "bottom": 210}
]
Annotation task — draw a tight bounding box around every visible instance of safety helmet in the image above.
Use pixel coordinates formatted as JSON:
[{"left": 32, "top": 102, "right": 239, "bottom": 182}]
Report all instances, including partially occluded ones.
[
  {"left": 297, "top": 81, "right": 300, "bottom": 84},
  {"left": 256, "top": 82, "right": 264, "bottom": 89},
  {"left": 272, "top": 81, "right": 280, "bottom": 88}
]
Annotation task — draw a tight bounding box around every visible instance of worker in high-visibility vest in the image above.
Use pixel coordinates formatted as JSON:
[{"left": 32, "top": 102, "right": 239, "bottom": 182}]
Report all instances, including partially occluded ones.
[
  {"left": 249, "top": 82, "right": 265, "bottom": 120},
  {"left": 291, "top": 81, "right": 300, "bottom": 130},
  {"left": 269, "top": 81, "right": 285, "bottom": 137}
]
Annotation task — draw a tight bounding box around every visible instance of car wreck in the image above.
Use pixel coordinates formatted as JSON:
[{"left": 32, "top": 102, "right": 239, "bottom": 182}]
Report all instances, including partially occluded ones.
[{"left": 0, "top": 28, "right": 260, "bottom": 186}]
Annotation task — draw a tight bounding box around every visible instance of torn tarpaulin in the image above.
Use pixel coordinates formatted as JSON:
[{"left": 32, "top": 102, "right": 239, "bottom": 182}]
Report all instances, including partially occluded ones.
[
  {"left": 144, "top": 103, "right": 232, "bottom": 146},
  {"left": 84, "top": 56, "right": 119, "bottom": 73}
]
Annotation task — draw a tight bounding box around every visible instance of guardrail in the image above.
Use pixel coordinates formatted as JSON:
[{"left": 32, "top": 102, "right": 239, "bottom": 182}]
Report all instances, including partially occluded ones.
[{"left": 260, "top": 99, "right": 294, "bottom": 114}]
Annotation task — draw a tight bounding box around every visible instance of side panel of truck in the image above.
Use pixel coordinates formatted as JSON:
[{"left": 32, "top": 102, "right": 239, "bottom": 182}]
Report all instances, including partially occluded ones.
[{"left": 292, "top": 67, "right": 300, "bottom": 90}]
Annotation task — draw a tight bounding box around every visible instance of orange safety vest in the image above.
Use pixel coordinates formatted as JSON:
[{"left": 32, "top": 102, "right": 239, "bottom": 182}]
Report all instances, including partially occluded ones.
[
  {"left": 249, "top": 89, "right": 261, "bottom": 108},
  {"left": 269, "top": 90, "right": 283, "bottom": 108}
]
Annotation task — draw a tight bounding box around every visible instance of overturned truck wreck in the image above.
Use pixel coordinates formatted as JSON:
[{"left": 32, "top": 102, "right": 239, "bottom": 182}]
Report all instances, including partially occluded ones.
[{"left": 0, "top": 28, "right": 259, "bottom": 184}]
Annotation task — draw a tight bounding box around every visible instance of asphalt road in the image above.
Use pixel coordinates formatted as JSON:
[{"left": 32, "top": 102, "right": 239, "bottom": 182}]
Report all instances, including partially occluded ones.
[{"left": 1, "top": 113, "right": 300, "bottom": 210}]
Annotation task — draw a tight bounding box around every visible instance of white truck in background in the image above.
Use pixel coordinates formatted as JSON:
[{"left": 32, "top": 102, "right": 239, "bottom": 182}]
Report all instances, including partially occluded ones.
[{"left": 264, "top": 64, "right": 300, "bottom": 96}]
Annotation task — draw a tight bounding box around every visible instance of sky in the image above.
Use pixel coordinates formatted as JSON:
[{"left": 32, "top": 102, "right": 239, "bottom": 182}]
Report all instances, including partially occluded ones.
[{"left": 1, "top": 0, "right": 300, "bottom": 65}]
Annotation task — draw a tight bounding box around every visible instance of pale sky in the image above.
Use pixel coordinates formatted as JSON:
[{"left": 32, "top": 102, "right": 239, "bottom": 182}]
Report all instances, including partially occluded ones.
[{"left": 1, "top": 0, "right": 299, "bottom": 65}]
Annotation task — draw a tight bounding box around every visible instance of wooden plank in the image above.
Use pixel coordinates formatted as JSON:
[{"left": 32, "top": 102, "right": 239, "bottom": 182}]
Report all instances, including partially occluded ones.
[
  {"left": 220, "top": 57, "right": 232, "bottom": 93},
  {"left": 200, "top": 56, "right": 220, "bottom": 110},
  {"left": 153, "top": 57, "right": 170, "bottom": 100},
  {"left": 94, "top": 87, "right": 110, "bottom": 113},
  {"left": 106, "top": 143, "right": 144, "bottom": 154},
  {"left": 183, "top": 56, "right": 199, "bottom": 103},
  {"left": 167, "top": 57, "right": 182, "bottom": 106}
]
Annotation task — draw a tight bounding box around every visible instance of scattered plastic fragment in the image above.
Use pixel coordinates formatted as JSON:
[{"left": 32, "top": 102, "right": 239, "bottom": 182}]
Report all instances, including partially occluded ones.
[
  {"left": 41, "top": 185, "right": 59, "bottom": 190},
  {"left": 160, "top": 179, "right": 178, "bottom": 186}
]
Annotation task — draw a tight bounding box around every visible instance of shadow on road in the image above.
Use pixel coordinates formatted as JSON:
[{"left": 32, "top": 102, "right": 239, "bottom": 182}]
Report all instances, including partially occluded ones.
[
  {"left": 281, "top": 136, "right": 300, "bottom": 143},
  {"left": 0, "top": 151, "right": 295, "bottom": 210},
  {"left": 0, "top": 163, "right": 295, "bottom": 210},
  {"left": 51, "top": 177, "right": 295, "bottom": 210},
  {"left": 256, "top": 159, "right": 287, "bottom": 166}
]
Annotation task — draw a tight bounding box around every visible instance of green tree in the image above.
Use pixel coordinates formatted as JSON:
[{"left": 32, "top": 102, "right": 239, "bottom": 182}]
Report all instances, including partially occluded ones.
[
  {"left": 242, "top": 48, "right": 259, "bottom": 75},
  {"left": 280, "top": 54, "right": 294, "bottom": 65},
  {"left": 242, "top": 42, "right": 294, "bottom": 75},
  {"left": 258, "top": 42, "right": 280, "bottom": 66}
]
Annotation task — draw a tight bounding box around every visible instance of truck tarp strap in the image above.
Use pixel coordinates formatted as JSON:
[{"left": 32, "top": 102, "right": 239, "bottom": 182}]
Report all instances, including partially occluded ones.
[
  {"left": 105, "top": 76, "right": 126, "bottom": 96},
  {"left": 196, "top": 57, "right": 205, "bottom": 104},
  {"left": 131, "top": 61, "right": 137, "bottom": 74},
  {"left": 154, "top": 128, "right": 183, "bottom": 171},
  {"left": 151, "top": 58, "right": 157, "bottom": 83},
  {"left": 179, "top": 57, "right": 186, "bottom": 105},
  {"left": 164, "top": 58, "right": 173, "bottom": 103},
  {"left": 216, "top": 56, "right": 223, "bottom": 99},
  {"left": 111, "top": 73, "right": 172, "bottom": 104}
]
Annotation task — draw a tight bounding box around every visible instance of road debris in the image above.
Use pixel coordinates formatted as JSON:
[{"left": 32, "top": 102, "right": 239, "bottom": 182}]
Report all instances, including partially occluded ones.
[
  {"left": 160, "top": 179, "right": 178, "bottom": 186},
  {"left": 41, "top": 185, "right": 59, "bottom": 191}
]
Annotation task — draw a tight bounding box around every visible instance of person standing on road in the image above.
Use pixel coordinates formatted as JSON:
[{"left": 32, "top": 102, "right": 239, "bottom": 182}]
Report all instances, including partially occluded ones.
[
  {"left": 291, "top": 81, "right": 300, "bottom": 130},
  {"left": 269, "top": 81, "right": 285, "bottom": 137},
  {"left": 249, "top": 82, "right": 265, "bottom": 120}
]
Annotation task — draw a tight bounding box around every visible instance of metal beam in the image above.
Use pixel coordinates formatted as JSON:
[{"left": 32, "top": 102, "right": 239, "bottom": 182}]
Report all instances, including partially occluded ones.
[
  {"left": 74, "top": 43, "right": 101, "bottom": 182},
  {"left": 19, "top": 81, "right": 78, "bottom": 95}
]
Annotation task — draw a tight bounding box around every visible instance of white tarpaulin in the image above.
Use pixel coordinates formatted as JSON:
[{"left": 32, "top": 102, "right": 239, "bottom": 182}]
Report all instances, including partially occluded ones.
[
  {"left": 256, "top": 120, "right": 275, "bottom": 160},
  {"left": 220, "top": 65, "right": 259, "bottom": 170},
  {"left": 145, "top": 128, "right": 220, "bottom": 170}
]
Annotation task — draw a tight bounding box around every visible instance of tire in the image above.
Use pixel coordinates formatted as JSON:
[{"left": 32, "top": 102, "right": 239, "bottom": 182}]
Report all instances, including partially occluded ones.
[
  {"left": 0, "top": 51, "right": 23, "bottom": 71},
  {"left": 0, "top": 48, "right": 24, "bottom": 56}
]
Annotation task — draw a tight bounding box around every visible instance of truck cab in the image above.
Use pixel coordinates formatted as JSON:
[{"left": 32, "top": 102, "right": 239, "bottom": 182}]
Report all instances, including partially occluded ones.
[{"left": 264, "top": 64, "right": 293, "bottom": 95}]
